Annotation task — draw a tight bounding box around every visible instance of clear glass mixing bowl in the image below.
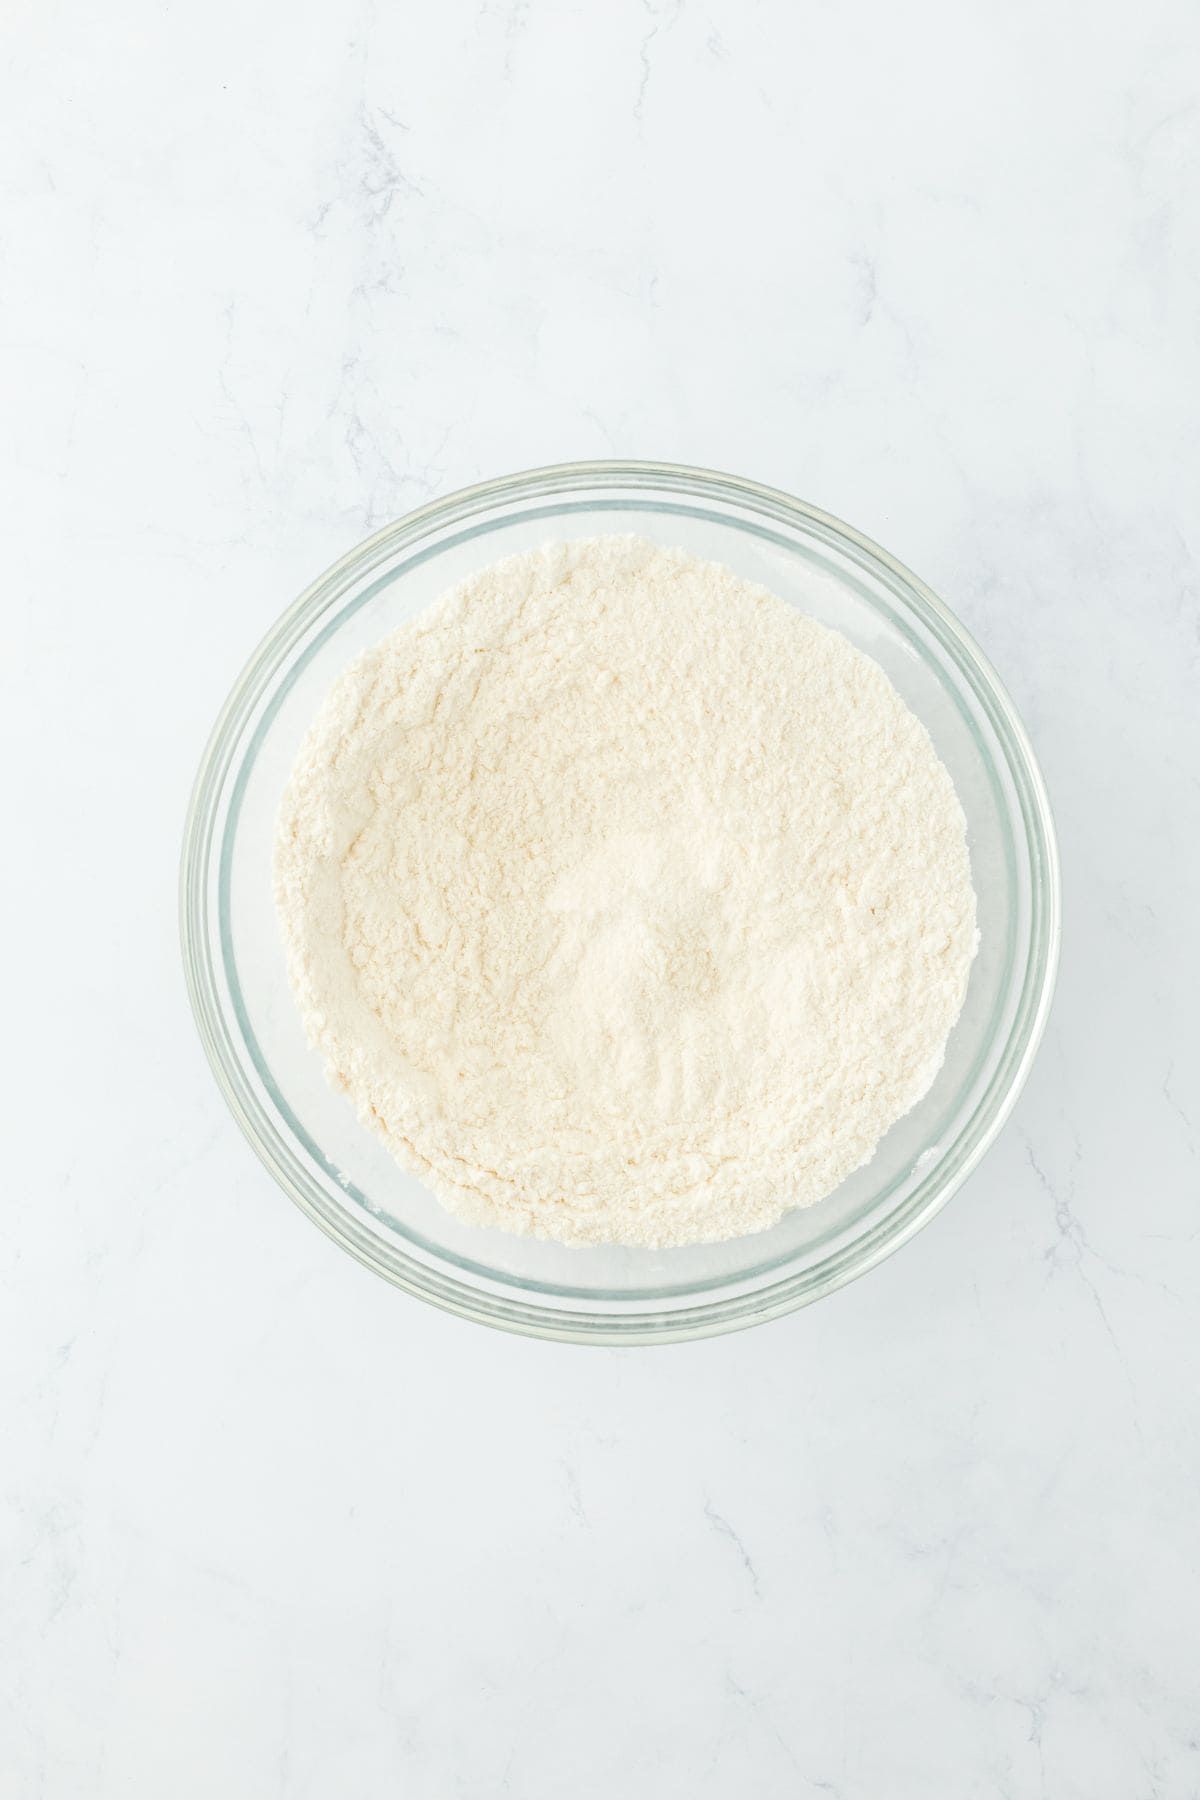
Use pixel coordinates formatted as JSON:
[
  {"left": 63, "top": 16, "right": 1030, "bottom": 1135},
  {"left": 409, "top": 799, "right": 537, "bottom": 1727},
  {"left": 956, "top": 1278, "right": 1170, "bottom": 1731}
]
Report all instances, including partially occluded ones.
[{"left": 180, "top": 461, "right": 1060, "bottom": 1342}]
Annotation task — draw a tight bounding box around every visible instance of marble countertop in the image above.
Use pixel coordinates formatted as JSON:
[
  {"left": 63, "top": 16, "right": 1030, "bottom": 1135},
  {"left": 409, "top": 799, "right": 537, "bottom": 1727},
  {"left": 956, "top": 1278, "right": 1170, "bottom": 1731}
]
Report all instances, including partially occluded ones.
[{"left": 5, "top": 1, "right": 1198, "bottom": 1794}]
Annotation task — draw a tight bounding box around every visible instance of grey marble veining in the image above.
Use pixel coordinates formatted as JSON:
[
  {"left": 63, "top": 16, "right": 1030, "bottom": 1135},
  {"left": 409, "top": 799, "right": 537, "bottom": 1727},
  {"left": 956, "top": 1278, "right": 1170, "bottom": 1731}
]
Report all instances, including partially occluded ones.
[{"left": 3, "top": 0, "right": 1198, "bottom": 1795}]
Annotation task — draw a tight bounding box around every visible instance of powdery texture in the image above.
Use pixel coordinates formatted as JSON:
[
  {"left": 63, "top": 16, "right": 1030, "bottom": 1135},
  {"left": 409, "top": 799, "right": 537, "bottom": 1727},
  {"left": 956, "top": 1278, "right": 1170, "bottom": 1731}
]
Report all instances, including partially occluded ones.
[{"left": 275, "top": 537, "right": 978, "bottom": 1248}]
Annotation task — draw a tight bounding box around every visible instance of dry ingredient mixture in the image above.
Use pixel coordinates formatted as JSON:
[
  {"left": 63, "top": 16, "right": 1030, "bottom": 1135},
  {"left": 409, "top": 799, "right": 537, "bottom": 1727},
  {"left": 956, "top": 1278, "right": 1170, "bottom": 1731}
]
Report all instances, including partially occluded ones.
[{"left": 275, "top": 537, "right": 978, "bottom": 1248}]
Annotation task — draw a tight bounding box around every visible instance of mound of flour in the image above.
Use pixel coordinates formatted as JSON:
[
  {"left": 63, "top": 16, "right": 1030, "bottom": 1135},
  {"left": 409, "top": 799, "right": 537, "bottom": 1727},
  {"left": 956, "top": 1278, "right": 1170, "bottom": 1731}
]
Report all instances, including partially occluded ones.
[{"left": 275, "top": 537, "right": 977, "bottom": 1248}]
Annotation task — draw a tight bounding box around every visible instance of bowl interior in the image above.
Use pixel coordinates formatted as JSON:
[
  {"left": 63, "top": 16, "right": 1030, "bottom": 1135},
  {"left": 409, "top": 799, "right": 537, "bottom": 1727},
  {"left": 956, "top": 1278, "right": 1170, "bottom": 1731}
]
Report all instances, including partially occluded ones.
[{"left": 191, "top": 467, "right": 1054, "bottom": 1339}]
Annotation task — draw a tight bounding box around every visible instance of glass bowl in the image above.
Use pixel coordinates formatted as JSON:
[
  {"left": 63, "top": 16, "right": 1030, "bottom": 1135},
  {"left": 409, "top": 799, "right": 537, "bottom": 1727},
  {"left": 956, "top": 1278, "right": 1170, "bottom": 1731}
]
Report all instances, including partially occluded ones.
[{"left": 180, "top": 461, "right": 1060, "bottom": 1343}]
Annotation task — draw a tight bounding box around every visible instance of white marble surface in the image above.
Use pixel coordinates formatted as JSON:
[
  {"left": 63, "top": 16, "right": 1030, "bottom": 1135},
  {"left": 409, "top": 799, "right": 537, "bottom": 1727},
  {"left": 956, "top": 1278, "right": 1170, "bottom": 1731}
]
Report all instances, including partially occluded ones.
[{"left": 5, "top": 0, "right": 1199, "bottom": 1793}]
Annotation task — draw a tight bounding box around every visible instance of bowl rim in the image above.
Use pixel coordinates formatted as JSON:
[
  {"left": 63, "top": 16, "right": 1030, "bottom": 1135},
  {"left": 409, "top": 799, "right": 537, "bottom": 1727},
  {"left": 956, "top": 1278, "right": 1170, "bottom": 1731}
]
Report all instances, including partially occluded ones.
[{"left": 180, "top": 458, "right": 1062, "bottom": 1343}]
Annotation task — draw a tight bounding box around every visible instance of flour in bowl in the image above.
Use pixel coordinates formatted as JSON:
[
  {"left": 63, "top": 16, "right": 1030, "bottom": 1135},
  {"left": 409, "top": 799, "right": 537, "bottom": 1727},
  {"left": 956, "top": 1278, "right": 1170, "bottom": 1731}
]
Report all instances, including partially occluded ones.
[{"left": 274, "top": 537, "right": 977, "bottom": 1247}]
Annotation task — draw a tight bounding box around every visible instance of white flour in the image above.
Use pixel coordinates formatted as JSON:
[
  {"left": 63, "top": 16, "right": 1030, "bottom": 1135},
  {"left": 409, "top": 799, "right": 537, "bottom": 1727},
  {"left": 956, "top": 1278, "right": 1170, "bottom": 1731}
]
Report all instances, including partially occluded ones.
[{"left": 275, "top": 537, "right": 978, "bottom": 1247}]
